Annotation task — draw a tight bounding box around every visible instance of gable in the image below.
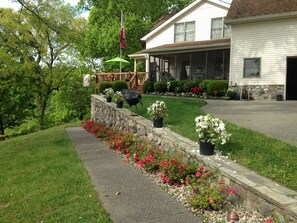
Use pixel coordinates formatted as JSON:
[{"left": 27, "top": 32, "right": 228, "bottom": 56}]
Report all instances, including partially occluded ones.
[
  {"left": 227, "top": 0, "right": 297, "bottom": 20},
  {"left": 141, "top": 0, "right": 230, "bottom": 42}
]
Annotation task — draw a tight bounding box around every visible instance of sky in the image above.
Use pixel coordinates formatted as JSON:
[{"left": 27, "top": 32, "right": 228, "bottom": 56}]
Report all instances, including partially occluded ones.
[{"left": 0, "top": 0, "right": 89, "bottom": 19}]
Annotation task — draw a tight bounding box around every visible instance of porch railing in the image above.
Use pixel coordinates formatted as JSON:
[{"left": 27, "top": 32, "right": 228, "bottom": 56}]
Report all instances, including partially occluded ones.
[{"left": 95, "top": 72, "right": 147, "bottom": 94}]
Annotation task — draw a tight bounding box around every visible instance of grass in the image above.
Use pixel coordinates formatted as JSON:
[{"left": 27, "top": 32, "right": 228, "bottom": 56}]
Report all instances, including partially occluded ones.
[
  {"left": 130, "top": 95, "right": 297, "bottom": 191},
  {"left": 0, "top": 123, "right": 112, "bottom": 223}
]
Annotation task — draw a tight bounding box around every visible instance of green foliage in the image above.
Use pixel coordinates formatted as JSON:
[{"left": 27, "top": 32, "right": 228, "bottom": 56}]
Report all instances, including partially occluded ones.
[
  {"left": 183, "top": 80, "right": 196, "bottom": 92},
  {"left": 199, "top": 80, "right": 212, "bottom": 93},
  {"left": 154, "top": 81, "right": 167, "bottom": 93},
  {"left": 168, "top": 80, "right": 179, "bottom": 92},
  {"left": 99, "top": 81, "right": 113, "bottom": 93},
  {"left": 178, "top": 80, "right": 188, "bottom": 93},
  {"left": 0, "top": 125, "right": 112, "bottom": 222},
  {"left": 142, "top": 81, "right": 155, "bottom": 93},
  {"left": 207, "top": 80, "right": 229, "bottom": 96},
  {"left": 0, "top": 50, "right": 35, "bottom": 135},
  {"left": 112, "top": 80, "right": 128, "bottom": 92}
]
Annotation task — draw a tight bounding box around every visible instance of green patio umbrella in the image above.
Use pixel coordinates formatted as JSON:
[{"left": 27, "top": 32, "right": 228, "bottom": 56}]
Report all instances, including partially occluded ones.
[{"left": 105, "top": 57, "right": 130, "bottom": 66}]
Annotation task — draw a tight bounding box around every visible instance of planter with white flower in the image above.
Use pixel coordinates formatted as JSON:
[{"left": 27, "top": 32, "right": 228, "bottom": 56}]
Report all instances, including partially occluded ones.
[
  {"left": 103, "top": 87, "right": 114, "bottom": 103},
  {"left": 195, "top": 114, "right": 230, "bottom": 155},
  {"left": 147, "top": 100, "right": 168, "bottom": 128},
  {"left": 114, "top": 91, "right": 125, "bottom": 108}
]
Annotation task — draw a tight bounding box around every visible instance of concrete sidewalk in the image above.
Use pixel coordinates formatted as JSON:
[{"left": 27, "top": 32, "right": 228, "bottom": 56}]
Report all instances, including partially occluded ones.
[{"left": 67, "top": 127, "right": 202, "bottom": 223}]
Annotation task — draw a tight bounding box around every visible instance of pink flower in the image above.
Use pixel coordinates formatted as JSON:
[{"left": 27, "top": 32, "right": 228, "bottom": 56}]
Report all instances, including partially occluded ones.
[
  {"left": 219, "top": 180, "right": 225, "bottom": 185},
  {"left": 209, "top": 197, "right": 214, "bottom": 203},
  {"left": 137, "top": 160, "right": 144, "bottom": 167},
  {"left": 266, "top": 219, "right": 273, "bottom": 223},
  {"left": 185, "top": 177, "right": 190, "bottom": 185},
  {"left": 195, "top": 171, "right": 201, "bottom": 178},
  {"left": 228, "top": 188, "right": 236, "bottom": 194},
  {"left": 200, "top": 167, "right": 205, "bottom": 172},
  {"left": 204, "top": 172, "right": 211, "bottom": 178}
]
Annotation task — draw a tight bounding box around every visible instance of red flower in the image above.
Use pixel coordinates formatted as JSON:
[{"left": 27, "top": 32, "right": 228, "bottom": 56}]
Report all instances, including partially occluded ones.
[
  {"left": 196, "top": 171, "right": 201, "bottom": 178},
  {"left": 185, "top": 177, "right": 190, "bottom": 185},
  {"left": 219, "top": 180, "right": 225, "bottom": 185},
  {"left": 209, "top": 197, "right": 214, "bottom": 203},
  {"left": 266, "top": 218, "right": 273, "bottom": 223},
  {"left": 137, "top": 160, "right": 144, "bottom": 167},
  {"left": 200, "top": 167, "right": 205, "bottom": 172},
  {"left": 228, "top": 188, "right": 236, "bottom": 194}
]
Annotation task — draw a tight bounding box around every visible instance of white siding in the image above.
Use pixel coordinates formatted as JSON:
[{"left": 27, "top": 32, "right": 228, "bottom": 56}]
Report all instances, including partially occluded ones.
[
  {"left": 146, "top": 2, "right": 228, "bottom": 49},
  {"left": 230, "top": 18, "right": 297, "bottom": 86}
]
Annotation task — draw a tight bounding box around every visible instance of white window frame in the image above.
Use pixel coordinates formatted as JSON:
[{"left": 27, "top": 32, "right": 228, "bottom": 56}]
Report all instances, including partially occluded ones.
[
  {"left": 243, "top": 58, "right": 261, "bottom": 77},
  {"left": 174, "top": 21, "right": 195, "bottom": 43},
  {"left": 211, "top": 17, "right": 231, "bottom": 39}
]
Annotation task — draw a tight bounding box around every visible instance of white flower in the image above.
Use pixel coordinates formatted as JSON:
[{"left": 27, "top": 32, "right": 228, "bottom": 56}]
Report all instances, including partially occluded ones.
[
  {"left": 103, "top": 88, "right": 114, "bottom": 98},
  {"left": 195, "top": 114, "right": 231, "bottom": 146},
  {"left": 147, "top": 100, "right": 168, "bottom": 119}
]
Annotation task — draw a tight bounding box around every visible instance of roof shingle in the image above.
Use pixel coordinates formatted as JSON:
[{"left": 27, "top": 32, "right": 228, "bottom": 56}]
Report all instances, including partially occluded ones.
[{"left": 226, "top": 0, "right": 297, "bottom": 20}]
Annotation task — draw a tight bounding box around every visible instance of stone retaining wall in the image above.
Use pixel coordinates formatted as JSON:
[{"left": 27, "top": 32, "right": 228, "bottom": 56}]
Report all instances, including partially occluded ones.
[
  {"left": 239, "top": 85, "right": 284, "bottom": 100},
  {"left": 91, "top": 94, "right": 297, "bottom": 221}
]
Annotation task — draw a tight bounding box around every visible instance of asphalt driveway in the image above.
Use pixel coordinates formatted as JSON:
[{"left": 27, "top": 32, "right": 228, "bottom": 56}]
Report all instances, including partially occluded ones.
[{"left": 202, "top": 100, "right": 297, "bottom": 146}]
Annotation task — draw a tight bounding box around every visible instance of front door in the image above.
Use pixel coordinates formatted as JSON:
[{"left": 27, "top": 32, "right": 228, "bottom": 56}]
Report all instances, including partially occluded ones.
[{"left": 286, "top": 57, "right": 297, "bottom": 100}]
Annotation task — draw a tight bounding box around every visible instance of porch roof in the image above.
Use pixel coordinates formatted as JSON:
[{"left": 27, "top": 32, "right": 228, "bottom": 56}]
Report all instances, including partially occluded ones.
[{"left": 131, "top": 38, "right": 230, "bottom": 57}]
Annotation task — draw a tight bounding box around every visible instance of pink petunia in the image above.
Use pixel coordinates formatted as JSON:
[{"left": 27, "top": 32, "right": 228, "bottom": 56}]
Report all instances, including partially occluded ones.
[
  {"left": 266, "top": 218, "right": 273, "bottom": 223},
  {"left": 228, "top": 188, "right": 236, "bottom": 194},
  {"left": 196, "top": 171, "right": 201, "bottom": 178}
]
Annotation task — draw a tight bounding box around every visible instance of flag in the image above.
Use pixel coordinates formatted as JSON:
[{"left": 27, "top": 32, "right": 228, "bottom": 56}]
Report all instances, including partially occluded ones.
[{"left": 120, "top": 12, "right": 126, "bottom": 49}]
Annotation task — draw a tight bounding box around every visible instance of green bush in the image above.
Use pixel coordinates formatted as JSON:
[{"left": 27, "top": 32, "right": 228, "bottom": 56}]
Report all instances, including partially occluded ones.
[
  {"left": 207, "top": 80, "right": 229, "bottom": 97},
  {"left": 142, "top": 81, "right": 155, "bottom": 93},
  {"left": 183, "top": 81, "right": 196, "bottom": 92},
  {"left": 112, "top": 81, "right": 128, "bottom": 92},
  {"left": 194, "top": 80, "right": 202, "bottom": 87},
  {"left": 178, "top": 80, "right": 188, "bottom": 93},
  {"left": 98, "top": 81, "right": 112, "bottom": 93},
  {"left": 199, "top": 80, "right": 211, "bottom": 93},
  {"left": 154, "top": 81, "right": 167, "bottom": 93},
  {"left": 168, "top": 80, "right": 179, "bottom": 92}
]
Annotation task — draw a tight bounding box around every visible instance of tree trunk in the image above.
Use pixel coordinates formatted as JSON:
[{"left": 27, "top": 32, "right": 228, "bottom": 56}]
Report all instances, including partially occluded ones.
[
  {"left": 37, "top": 93, "right": 49, "bottom": 129},
  {"left": 0, "top": 118, "right": 5, "bottom": 138}
]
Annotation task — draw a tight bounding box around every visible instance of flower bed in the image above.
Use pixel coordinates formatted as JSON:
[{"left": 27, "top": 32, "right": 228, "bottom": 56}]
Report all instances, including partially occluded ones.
[{"left": 81, "top": 120, "right": 272, "bottom": 222}]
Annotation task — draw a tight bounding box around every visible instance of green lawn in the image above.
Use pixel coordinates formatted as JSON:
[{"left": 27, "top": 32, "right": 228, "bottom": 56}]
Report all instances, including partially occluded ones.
[
  {"left": 0, "top": 124, "right": 112, "bottom": 223},
  {"left": 131, "top": 95, "right": 297, "bottom": 191}
]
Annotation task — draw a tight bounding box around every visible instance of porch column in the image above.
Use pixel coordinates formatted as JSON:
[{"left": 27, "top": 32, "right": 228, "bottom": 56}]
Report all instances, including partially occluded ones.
[{"left": 134, "top": 59, "right": 137, "bottom": 72}]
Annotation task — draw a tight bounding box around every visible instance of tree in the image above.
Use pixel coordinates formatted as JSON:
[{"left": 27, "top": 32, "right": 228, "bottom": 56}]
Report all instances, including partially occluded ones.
[
  {"left": 0, "top": 49, "right": 35, "bottom": 135},
  {"left": 79, "top": 0, "right": 194, "bottom": 66},
  {"left": 0, "top": 1, "right": 86, "bottom": 128}
]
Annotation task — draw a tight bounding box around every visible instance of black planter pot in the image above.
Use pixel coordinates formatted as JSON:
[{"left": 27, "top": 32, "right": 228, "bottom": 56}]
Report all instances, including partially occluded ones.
[
  {"left": 199, "top": 141, "right": 215, "bottom": 156},
  {"left": 106, "top": 97, "right": 112, "bottom": 103},
  {"left": 116, "top": 101, "right": 123, "bottom": 108},
  {"left": 153, "top": 117, "right": 163, "bottom": 128}
]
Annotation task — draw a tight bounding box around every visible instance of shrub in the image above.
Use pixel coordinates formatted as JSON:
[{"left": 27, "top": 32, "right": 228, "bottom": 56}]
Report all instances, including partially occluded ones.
[
  {"left": 178, "top": 80, "right": 188, "bottom": 93},
  {"left": 194, "top": 80, "right": 202, "bottom": 87},
  {"left": 98, "top": 81, "right": 112, "bottom": 93},
  {"left": 199, "top": 80, "right": 211, "bottom": 93},
  {"left": 167, "top": 80, "right": 179, "bottom": 92},
  {"left": 142, "top": 81, "right": 155, "bottom": 93},
  {"left": 154, "top": 81, "right": 167, "bottom": 93},
  {"left": 207, "top": 80, "right": 229, "bottom": 97},
  {"left": 183, "top": 81, "right": 196, "bottom": 92},
  {"left": 112, "top": 81, "right": 128, "bottom": 92}
]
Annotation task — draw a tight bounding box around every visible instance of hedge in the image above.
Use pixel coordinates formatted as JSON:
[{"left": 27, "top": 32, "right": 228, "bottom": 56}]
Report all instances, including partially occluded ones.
[
  {"left": 98, "top": 81, "right": 112, "bottom": 93},
  {"left": 207, "top": 80, "right": 229, "bottom": 96},
  {"left": 112, "top": 81, "right": 128, "bottom": 92}
]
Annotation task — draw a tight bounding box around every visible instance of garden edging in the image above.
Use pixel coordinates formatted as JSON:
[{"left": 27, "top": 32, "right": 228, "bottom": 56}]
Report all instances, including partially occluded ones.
[{"left": 91, "top": 94, "right": 297, "bottom": 221}]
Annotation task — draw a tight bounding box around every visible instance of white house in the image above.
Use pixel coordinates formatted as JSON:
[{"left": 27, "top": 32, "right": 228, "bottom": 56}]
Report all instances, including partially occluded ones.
[
  {"left": 129, "top": 0, "right": 231, "bottom": 82},
  {"left": 226, "top": 0, "right": 297, "bottom": 100}
]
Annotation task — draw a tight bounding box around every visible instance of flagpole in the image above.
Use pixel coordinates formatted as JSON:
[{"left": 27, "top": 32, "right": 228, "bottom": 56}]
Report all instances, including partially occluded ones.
[{"left": 120, "top": 12, "right": 123, "bottom": 80}]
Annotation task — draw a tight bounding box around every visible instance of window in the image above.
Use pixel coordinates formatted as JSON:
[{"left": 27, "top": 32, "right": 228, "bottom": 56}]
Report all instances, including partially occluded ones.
[
  {"left": 174, "top": 21, "right": 195, "bottom": 42},
  {"left": 211, "top": 17, "right": 231, "bottom": 39},
  {"left": 244, "top": 58, "right": 261, "bottom": 77}
]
